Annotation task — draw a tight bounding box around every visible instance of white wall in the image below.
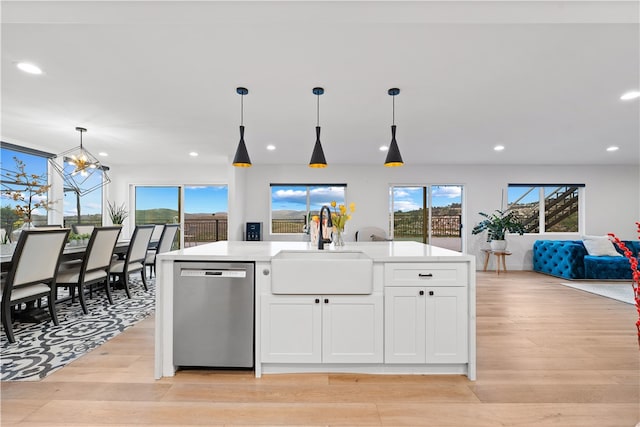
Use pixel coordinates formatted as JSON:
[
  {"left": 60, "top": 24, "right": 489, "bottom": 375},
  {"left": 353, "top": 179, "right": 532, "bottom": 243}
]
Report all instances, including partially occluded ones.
[
  {"left": 237, "top": 163, "right": 640, "bottom": 270},
  {"left": 107, "top": 161, "right": 639, "bottom": 270}
]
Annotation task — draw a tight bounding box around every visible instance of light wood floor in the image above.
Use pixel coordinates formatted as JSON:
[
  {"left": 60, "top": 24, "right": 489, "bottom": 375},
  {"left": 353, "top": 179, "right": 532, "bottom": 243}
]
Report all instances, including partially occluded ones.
[{"left": 2, "top": 271, "right": 638, "bottom": 426}]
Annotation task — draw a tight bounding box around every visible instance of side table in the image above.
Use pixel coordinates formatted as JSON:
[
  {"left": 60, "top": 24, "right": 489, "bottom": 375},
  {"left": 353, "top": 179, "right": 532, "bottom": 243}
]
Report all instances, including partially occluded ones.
[{"left": 482, "top": 249, "right": 512, "bottom": 274}]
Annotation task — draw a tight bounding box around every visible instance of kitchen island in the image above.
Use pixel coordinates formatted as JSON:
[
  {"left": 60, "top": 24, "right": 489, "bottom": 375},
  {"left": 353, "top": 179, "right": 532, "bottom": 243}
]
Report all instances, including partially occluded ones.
[{"left": 155, "top": 241, "right": 476, "bottom": 380}]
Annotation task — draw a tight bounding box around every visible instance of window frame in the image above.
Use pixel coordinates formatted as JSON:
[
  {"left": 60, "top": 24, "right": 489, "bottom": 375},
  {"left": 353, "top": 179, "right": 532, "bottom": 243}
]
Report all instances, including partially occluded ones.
[
  {"left": 507, "top": 183, "right": 584, "bottom": 234},
  {"left": 270, "top": 183, "right": 347, "bottom": 236}
]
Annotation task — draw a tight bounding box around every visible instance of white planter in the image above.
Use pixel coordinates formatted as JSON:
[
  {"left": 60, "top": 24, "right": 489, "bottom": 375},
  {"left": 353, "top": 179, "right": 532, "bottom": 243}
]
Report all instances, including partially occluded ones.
[{"left": 490, "top": 240, "right": 507, "bottom": 251}]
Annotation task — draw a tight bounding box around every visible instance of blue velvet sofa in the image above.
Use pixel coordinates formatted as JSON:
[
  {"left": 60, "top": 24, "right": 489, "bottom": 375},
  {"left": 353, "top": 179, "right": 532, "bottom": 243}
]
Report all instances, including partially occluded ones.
[{"left": 533, "top": 239, "right": 640, "bottom": 280}]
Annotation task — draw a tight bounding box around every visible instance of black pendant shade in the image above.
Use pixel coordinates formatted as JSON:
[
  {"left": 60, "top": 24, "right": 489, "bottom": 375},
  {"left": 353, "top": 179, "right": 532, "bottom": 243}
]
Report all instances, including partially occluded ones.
[
  {"left": 232, "top": 125, "right": 251, "bottom": 167},
  {"left": 309, "top": 87, "right": 327, "bottom": 168},
  {"left": 309, "top": 126, "right": 327, "bottom": 168},
  {"left": 232, "top": 87, "right": 252, "bottom": 168},
  {"left": 384, "top": 87, "right": 404, "bottom": 167},
  {"left": 384, "top": 125, "right": 404, "bottom": 167}
]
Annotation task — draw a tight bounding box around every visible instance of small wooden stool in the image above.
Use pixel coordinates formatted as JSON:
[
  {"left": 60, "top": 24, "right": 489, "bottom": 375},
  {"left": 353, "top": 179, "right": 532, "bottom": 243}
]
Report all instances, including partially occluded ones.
[{"left": 482, "top": 249, "right": 512, "bottom": 274}]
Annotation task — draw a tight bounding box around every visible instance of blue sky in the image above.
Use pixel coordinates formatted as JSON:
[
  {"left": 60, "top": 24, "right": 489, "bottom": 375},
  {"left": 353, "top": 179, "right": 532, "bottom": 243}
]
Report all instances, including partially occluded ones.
[
  {"left": 271, "top": 186, "right": 345, "bottom": 212},
  {"left": 392, "top": 185, "right": 462, "bottom": 212},
  {"left": 135, "top": 186, "right": 228, "bottom": 214},
  {"left": 270, "top": 185, "right": 463, "bottom": 213},
  {"left": 2, "top": 148, "right": 229, "bottom": 217}
]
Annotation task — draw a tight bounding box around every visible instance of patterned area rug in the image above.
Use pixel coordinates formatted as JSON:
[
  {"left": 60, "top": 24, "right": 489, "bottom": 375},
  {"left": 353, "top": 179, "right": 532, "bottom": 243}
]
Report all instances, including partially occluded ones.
[
  {"left": 559, "top": 281, "right": 635, "bottom": 304},
  {"left": 1, "top": 278, "right": 155, "bottom": 381}
]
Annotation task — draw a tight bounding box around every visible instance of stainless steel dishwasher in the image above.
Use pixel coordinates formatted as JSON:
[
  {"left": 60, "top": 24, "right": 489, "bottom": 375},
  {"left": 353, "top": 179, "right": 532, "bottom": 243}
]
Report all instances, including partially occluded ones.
[{"left": 173, "top": 261, "right": 255, "bottom": 368}]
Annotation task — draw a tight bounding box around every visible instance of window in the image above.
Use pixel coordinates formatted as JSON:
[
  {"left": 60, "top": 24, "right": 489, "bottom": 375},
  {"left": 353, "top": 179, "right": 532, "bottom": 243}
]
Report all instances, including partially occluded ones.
[
  {"left": 63, "top": 171, "right": 104, "bottom": 227},
  {"left": 134, "top": 185, "right": 228, "bottom": 247},
  {"left": 508, "top": 184, "right": 582, "bottom": 233},
  {"left": 271, "top": 184, "right": 346, "bottom": 234},
  {"left": 1, "top": 144, "right": 52, "bottom": 232},
  {"left": 390, "top": 185, "right": 463, "bottom": 252}
]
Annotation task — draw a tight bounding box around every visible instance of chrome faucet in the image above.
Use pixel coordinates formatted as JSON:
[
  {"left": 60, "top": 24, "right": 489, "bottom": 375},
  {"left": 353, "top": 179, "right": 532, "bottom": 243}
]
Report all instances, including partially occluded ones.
[{"left": 318, "top": 205, "right": 333, "bottom": 250}]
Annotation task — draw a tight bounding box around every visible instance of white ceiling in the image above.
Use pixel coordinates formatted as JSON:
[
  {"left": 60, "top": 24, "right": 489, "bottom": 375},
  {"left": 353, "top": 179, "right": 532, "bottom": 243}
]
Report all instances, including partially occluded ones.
[{"left": 2, "top": 1, "right": 639, "bottom": 168}]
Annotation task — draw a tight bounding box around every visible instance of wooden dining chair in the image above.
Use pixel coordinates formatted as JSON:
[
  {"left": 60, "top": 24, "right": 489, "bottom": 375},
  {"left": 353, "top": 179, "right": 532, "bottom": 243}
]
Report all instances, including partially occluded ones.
[
  {"left": 56, "top": 226, "right": 122, "bottom": 314},
  {"left": 110, "top": 225, "right": 154, "bottom": 298},
  {"left": 0, "top": 228, "right": 70, "bottom": 343},
  {"left": 144, "top": 224, "right": 179, "bottom": 278}
]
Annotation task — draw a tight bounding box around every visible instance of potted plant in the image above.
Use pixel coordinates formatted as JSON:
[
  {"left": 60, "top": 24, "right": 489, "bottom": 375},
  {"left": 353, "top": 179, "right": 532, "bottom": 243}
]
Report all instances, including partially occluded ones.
[
  {"left": 471, "top": 209, "right": 526, "bottom": 251},
  {"left": 107, "top": 201, "right": 128, "bottom": 225},
  {"left": 67, "top": 232, "right": 81, "bottom": 246}
]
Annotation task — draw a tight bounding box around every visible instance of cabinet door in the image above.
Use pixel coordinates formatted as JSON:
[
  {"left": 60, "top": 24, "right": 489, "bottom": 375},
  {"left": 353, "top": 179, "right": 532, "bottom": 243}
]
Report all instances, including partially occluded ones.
[
  {"left": 424, "top": 287, "right": 468, "bottom": 363},
  {"left": 261, "top": 295, "right": 322, "bottom": 363},
  {"left": 384, "top": 287, "right": 426, "bottom": 364},
  {"left": 322, "top": 294, "right": 383, "bottom": 363}
]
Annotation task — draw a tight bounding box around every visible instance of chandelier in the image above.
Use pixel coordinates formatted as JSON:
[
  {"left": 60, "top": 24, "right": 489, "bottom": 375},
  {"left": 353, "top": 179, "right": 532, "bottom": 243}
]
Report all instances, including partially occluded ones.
[{"left": 49, "top": 127, "right": 111, "bottom": 195}]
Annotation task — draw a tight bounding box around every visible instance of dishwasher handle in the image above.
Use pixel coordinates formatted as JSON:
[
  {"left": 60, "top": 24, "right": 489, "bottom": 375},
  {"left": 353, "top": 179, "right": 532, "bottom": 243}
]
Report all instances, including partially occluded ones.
[{"left": 180, "top": 269, "right": 247, "bottom": 278}]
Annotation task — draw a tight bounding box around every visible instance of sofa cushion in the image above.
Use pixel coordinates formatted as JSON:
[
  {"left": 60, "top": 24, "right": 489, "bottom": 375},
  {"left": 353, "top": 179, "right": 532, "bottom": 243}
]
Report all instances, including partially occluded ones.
[
  {"left": 581, "top": 235, "right": 622, "bottom": 257},
  {"left": 533, "top": 240, "right": 586, "bottom": 280},
  {"left": 584, "top": 255, "right": 636, "bottom": 280}
]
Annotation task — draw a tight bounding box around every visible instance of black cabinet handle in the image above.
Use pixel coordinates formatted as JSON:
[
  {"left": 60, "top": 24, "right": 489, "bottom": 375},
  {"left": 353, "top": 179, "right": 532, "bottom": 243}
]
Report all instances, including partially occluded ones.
[
  {"left": 418, "top": 273, "right": 433, "bottom": 278},
  {"left": 419, "top": 290, "right": 424, "bottom": 296},
  {"left": 315, "top": 298, "right": 320, "bottom": 304},
  {"left": 324, "top": 298, "right": 329, "bottom": 304},
  {"left": 429, "top": 290, "right": 434, "bottom": 296}
]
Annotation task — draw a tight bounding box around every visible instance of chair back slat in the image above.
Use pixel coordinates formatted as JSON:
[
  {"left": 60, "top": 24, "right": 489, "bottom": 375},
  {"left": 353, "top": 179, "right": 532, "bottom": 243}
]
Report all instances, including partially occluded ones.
[
  {"left": 85, "top": 227, "right": 122, "bottom": 272},
  {"left": 127, "top": 225, "right": 155, "bottom": 264},
  {"left": 157, "top": 224, "right": 180, "bottom": 254},
  {"left": 9, "top": 229, "right": 70, "bottom": 287}
]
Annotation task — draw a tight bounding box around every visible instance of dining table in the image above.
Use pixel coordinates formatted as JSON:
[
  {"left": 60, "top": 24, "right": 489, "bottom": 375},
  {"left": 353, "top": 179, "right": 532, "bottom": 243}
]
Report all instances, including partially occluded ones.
[
  {"left": 1, "top": 239, "right": 134, "bottom": 323},
  {"left": 0, "top": 239, "right": 132, "bottom": 272}
]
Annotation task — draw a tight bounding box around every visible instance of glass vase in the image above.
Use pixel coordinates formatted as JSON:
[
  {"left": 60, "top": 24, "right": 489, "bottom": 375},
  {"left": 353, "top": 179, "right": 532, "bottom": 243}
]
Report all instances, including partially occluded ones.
[{"left": 333, "top": 227, "right": 345, "bottom": 247}]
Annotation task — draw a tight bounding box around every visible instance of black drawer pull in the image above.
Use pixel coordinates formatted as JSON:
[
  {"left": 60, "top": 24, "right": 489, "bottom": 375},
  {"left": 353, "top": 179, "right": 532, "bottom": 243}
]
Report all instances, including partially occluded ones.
[
  {"left": 315, "top": 298, "right": 320, "bottom": 304},
  {"left": 429, "top": 291, "right": 434, "bottom": 296},
  {"left": 324, "top": 298, "right": 329, "bottom": 304},
  {"left": 418, "top": 273, "right": 433, "bottom": 278},
  {"left": 419, "top": 290, "right": 424, "bottom": 296}
]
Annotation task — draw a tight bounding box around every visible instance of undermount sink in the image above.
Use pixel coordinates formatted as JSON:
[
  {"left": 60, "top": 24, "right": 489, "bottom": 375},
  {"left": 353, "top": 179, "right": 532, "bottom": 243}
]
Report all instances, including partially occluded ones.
[{"left": 271, "top": 250, "right": 373, "bottom": 294}]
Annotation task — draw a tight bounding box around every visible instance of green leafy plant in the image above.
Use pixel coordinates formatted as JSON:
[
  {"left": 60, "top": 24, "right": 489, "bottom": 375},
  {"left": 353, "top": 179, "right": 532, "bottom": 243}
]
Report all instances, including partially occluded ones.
[
  {"left": 107, "top": 201, "right": 128, "bottom": 224},
  {"left": 471, "top": 209, "right": 526, "bottom": 241}
]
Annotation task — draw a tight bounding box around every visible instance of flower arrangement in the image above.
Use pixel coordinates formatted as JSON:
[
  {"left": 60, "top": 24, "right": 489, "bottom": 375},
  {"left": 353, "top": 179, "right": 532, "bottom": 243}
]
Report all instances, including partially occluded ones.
[
  {"left": 1, "top": 157, "right": 53, "bottom": 224},
  {"left": 608, "top": 222, "right": 640, "bottom": 346},
  {"left": 330, "top": 200, "right": 356, "bottom": 232}
]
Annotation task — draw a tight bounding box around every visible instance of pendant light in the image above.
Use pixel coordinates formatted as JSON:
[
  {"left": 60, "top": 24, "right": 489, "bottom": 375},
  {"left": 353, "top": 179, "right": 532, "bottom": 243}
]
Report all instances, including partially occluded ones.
[
  {"left": 309, "top": 87, "right": 327, "bottom": 168},
  {"left": 384, "top": 87, "right": 404, "bottom": 167},
  {"left": 49, "top": 127, "right": 111, "bottom": 196},
  {"left": 232, "top": 87, "right": 252, "bottom": 167}
]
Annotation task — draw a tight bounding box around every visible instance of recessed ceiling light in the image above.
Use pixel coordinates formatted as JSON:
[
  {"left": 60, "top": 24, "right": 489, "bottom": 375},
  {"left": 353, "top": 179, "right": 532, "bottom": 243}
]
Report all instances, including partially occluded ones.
[
  {"left": 494, "top": 145, "right": 505, "bottom": 151},
  {"left": 379, "top": 146, "right": 388, "bottom": 151},
  {"left": 189, "top": 152, "right": 199, "bottom": 157},
  {"left": 16, "top": 62, "right": 43, "bottom": 75},
  {"left": 266, "top": 144, "right": 276, "bottom": 151},
  {"left": 98, "top": 152, "right": 108, "bottom": 157},
  {"left": 620, "top": 91, "right": 640, "bottom": 100},
  {"left": 606, "top": 146, "right": 619, "bottom": 152}
]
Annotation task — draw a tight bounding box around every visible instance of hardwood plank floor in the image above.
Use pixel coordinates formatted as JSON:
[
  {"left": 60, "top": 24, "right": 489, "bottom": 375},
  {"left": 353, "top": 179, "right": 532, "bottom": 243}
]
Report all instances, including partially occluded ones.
[{"left": 2, "top": 271, "right": 638, "bottom": 426}]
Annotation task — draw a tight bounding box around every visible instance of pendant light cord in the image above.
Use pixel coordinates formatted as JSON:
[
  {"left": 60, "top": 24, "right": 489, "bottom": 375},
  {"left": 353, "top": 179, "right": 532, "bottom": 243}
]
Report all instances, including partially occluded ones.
[
  {"left": 316, "top": 93, "right": 320, "bottom": 126},
  {"left": 240, "top": 93, "right": 244, "bottom": 126},
  {"left": 392, "top": 95, "right": 395, "bottom": 126}
]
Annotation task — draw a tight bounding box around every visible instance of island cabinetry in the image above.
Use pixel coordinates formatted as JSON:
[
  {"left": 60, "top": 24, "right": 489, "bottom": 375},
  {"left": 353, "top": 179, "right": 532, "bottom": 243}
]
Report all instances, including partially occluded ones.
[
  {"left": 384, "top": 263, "right": 468, "bottom": 364},
  {"left": 260, "top": 293, "right": 383, "bottom": 364}
]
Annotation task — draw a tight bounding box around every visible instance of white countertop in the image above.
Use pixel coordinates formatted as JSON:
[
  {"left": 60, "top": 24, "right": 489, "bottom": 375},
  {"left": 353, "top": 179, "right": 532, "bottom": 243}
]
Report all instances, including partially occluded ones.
[{"left": 157, "top": 240, "right": 473, "bottom": 263}]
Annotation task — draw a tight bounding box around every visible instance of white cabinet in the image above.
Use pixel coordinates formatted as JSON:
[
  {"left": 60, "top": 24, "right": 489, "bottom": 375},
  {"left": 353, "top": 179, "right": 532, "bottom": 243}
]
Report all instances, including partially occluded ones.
[
  {"left": 261, "top": 294, "right": 383, "bottom": 364},
  {"left": 384, "top": 286, "right": 468, "bottom": 364}
]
